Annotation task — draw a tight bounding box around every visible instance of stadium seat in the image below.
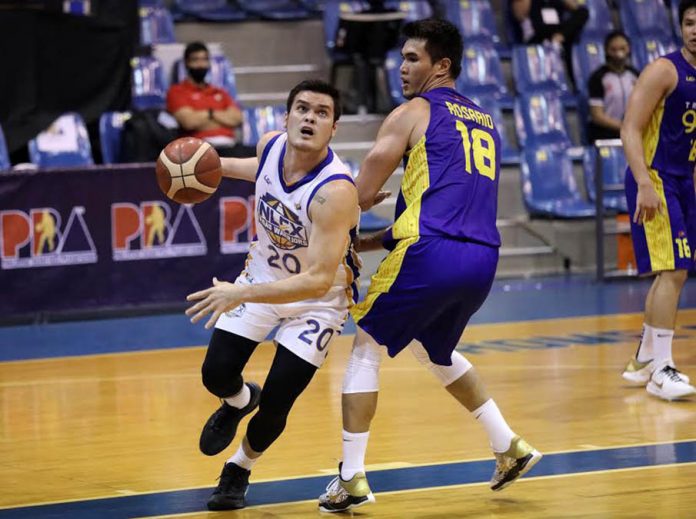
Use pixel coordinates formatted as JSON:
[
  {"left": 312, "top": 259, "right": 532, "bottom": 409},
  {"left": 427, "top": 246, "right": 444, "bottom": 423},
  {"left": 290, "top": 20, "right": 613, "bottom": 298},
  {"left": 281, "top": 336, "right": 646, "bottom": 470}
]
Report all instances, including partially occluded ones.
[
  {"left": 139, "top": 0, "right": 164, "bottom": 6},
  {"left": 0, "top": 124, "right": 10, "bottom": 171},
  {"left": 139, "top": 6, "right": 176, "bottom": 46},
  {"left": 633, "top": 33, "right": 678, "bottom": 70},
  {"left": 576, "top": 0, "right": 613, "bottom": 37},
  {"left": 618, "top": 0, "right": 671, "bottom": 39},
  {"left": 172, "top": 54, "right": 238, "bottom": 98},
  {"left": 457, "top": 41, "right": 513, "bottom": 108},
  {"left": 242, "top": 105, "right": 286, "bottom": 146},
  {"left": 237, "top": 0, "right": 312, "bottom": 20},
  {"left": 583, "top": 145, "right": 629, "bottom": 212},
  {"left": 172, "top": 0, "right": 248, "bottom": 21},
  {"left": 99, "top": 112, "right": 132, "bottom": 165},
  {"left": 512, "top": 44, "right": 576, "bottom": 106},
  {"left": 63, "top": 0, "right": 90, "bottom": 15},
  {"left": 28, "top": 113, "right": 94, "bottom": 169},
  {"left": 384, "top": 48, "right": 406, "bottom": 107},
  {"left": 385, "top": 0, "right": 433, "bottom": 21},
  {"left": 521, "top": 145, "right": 596, "bottom": 218},
  {"left": 515, "top": 91, "right": 572, "bottom": 148},
  {"left": 572, "top": 36, "right": 606, "bottom": 96},
  {"left": 671, "top": 1, "right": 682, "bottom": 45},
  {"left": 131, "top": 56, "right": 167, "bottom": 111},
  {"left": 298, "top": 0, "right": 326, "bottom": 13},
  {"left": 444, "top": 0, "right": 502, "bottom": 48},
  {"left": 469, "top": 93, "right": 519, "bottom": 165}
]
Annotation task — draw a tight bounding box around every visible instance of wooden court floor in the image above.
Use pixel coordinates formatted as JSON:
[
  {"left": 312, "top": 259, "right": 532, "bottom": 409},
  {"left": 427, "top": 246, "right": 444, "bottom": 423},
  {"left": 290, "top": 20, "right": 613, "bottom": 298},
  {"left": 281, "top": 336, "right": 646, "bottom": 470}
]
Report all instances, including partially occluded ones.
[{"left": 1, "top": 310, "right": 695, "bottom": 518}]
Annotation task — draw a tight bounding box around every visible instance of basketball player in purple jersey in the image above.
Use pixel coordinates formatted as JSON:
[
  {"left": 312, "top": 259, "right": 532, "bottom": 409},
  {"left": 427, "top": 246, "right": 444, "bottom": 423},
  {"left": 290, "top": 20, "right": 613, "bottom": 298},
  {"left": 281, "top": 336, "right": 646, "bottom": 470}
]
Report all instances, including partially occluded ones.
[
  {"left": 620, "top": 0, "right": 696, "bottom": 401},
  {"left": 318, "top": 19, "right": 541, "bottom": 512}
]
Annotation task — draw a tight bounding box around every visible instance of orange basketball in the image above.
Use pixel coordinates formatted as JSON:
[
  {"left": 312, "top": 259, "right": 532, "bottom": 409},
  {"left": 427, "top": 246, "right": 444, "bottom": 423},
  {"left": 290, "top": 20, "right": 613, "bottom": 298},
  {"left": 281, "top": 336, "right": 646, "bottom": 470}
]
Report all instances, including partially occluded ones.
[{"left": 156, "top": 137, "right": 222, "bottom": 204}]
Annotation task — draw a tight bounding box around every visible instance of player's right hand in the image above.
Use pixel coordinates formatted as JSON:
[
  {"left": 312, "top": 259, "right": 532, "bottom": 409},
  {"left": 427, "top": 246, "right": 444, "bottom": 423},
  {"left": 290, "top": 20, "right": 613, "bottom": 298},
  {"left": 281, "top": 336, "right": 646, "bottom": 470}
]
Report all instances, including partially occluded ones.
[{"left": 634, "top": 182, "right": 662, "bottom": 225}]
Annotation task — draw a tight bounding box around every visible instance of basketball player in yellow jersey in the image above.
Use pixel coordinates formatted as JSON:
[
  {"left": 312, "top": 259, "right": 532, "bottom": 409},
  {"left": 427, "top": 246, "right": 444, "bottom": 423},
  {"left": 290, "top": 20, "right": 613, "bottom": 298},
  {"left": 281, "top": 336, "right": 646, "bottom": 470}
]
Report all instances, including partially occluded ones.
[
  {"left": 185, "top": 80, "right": 361, "bottom": 510},
  {"left": 620, "top": 0, "right": 696, "bottom": 401},
  {"left": 318, "top": 19, "right": 540, "bottom": 513}
]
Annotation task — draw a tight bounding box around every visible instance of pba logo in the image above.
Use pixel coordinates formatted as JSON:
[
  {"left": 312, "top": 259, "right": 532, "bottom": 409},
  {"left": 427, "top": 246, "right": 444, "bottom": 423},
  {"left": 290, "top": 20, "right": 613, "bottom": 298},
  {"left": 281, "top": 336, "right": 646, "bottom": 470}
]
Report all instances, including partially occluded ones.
[
  {"left": 111, "top": 201, "right": 206, "bottom": 261},
  {"left": 0, "top": 206, "right": 97, "bottom": 270},
  {"left": 219, "top": 196, "right": 255, "bottom": 254},
  {"left": 257, "top": 193, "right": 308, "bottom": 250}
]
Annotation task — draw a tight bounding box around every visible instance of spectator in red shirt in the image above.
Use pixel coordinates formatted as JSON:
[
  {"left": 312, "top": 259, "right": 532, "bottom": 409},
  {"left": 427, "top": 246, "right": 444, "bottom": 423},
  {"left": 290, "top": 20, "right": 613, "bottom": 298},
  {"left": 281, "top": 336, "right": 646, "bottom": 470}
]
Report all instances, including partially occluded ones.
[{"left": 167, "top": 42, "right": 253, "bottom": 157}]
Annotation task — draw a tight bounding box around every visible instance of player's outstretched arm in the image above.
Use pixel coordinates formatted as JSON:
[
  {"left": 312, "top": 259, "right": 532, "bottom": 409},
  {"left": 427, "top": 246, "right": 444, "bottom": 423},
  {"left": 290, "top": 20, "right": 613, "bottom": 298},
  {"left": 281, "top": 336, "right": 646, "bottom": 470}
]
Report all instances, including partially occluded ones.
[
  {"left": 219, "top": 131, "right": 282, "bottom": 182},
  {"left": 356, "top": 102, "right": 420, "bottom": 211},
  {"left": 185, "top": 180, "right": 358, "bottom": 329},
  {"left": 621, "top": 58, "right": 676, "bottom": 224}
]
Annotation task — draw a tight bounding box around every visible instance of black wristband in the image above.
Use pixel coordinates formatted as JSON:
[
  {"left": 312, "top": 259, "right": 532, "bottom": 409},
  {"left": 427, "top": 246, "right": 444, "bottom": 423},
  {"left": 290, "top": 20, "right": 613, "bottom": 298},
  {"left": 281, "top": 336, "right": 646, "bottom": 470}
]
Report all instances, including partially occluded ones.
[{"left": 208, "top": 108, "right": 214, "bottom": 120}]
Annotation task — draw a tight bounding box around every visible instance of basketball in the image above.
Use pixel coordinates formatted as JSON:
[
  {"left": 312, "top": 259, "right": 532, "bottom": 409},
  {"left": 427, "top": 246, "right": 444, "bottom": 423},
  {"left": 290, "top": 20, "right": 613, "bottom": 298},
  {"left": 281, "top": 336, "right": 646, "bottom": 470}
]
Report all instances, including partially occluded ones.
[{"left": 156, "top": 137, "right": 222, "bottom": 204}]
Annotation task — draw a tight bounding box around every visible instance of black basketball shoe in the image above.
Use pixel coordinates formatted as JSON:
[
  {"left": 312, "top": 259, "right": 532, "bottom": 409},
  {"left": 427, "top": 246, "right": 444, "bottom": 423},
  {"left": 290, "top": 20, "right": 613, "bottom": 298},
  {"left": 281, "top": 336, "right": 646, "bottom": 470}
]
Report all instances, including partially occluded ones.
[
  {"left": 199, "top": 382, "right": 261, "bottom": 456},
  {"left": 207, "top": 462, "right": 251, "bottom": 511}
]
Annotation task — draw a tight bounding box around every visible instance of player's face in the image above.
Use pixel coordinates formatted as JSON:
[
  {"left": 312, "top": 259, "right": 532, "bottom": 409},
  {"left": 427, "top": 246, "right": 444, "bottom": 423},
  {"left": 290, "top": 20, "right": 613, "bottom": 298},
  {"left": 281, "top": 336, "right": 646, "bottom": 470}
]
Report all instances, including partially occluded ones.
[
  {"left": 682, "top": 8, "right": 696, "bottom": 55},
  {"left": 400, "top": 39, "right": 447, "bottom": 99},
  {"left": 285, "top": 91, "right": 337, "bottom": 152}
]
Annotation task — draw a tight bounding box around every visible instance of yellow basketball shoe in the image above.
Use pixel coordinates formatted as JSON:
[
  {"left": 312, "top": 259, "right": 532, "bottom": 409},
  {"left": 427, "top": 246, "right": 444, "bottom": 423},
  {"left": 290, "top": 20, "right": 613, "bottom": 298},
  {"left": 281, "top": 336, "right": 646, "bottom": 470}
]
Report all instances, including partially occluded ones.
[
  {"left": 622, "top": 357, "right": 654, "bottom": 385},
  {"left": 490, "top": 436, "right": 542, "bottom": 491},
  {"left": 318, "top": 463, "right": 375, "bottom": 513}
]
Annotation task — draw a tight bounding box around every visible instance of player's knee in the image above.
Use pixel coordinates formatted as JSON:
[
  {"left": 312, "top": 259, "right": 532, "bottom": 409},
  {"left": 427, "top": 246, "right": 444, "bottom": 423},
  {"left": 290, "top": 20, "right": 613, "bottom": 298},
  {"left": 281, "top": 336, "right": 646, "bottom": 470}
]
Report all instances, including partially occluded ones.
[
  {"left": 662, "top": 269, "right": 689, "bottom": 286},
  {"left": 342, "top": 328, "right": 383, "bottom": 394},
  {"left": 201, "top": 362, "right": 244, "bottom": 398},
  {"left": 410, "top": 342, "right": 472, "bottom": 386}
]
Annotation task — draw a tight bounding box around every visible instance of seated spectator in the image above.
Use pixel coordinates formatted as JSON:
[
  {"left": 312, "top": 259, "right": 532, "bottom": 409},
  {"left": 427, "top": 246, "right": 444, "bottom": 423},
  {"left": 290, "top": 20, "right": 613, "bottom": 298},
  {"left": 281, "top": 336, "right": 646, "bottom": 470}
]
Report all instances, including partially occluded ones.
[
  {"left": 166, "top": 42, "right": 253, "bottom": 157},
  {"left": 510, "top": 0, "right": 588, "bottom": 48},
  {"left": 587, "top": 31, "right": 638, "bottom": 142}
]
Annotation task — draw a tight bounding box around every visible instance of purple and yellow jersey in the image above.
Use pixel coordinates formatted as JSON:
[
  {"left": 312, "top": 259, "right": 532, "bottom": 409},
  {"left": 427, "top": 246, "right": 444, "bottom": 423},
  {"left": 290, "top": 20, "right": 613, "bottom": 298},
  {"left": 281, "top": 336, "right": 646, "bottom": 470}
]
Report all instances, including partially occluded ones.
[
  {"left": 385, "top": 87, "right": 501, "bottom": 248},
  {"left": 643, "top": 50, "right": 696, "bottom": 177}
]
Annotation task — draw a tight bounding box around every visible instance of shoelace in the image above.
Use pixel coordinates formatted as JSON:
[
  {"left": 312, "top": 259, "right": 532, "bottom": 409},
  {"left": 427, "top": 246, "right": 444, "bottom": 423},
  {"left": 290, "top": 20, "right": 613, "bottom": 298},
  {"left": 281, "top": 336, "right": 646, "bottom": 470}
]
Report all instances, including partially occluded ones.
[
  {"left": 324, "top": 476, "right": 342, "bottom": 493},
  {"left": 663, "top": 366, "right": 683, "bottom": 383},
  {"left": 217, "top": 467, "right": 246, "bottom": 492}
]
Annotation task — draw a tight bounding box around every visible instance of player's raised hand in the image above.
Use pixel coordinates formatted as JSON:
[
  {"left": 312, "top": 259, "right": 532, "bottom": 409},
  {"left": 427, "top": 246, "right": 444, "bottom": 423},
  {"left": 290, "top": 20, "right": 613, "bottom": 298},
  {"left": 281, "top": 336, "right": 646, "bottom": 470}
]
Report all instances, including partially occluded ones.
[
  {"left": 634, "top": 182, "right": 662, "bottom": 225},
  {"left": 186, "top": 277, "right": 243, "bottom": 330}
]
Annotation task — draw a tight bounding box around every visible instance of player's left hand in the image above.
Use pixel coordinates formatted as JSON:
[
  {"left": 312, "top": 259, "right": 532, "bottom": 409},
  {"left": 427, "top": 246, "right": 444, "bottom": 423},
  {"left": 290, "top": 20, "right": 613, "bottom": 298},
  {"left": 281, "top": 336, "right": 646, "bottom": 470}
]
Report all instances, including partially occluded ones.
[
  {"left": 373, "top": 190, "right": 391, "bottom": 206},
  {"left": 186, "top": 277, "right": 243, "bottom": 329}
]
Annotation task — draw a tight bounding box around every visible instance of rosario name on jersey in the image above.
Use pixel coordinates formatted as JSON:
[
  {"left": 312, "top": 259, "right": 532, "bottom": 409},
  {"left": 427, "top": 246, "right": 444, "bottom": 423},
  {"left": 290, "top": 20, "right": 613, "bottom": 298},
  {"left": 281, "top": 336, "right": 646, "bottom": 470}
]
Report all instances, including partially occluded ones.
[{"left": 243, "top": 133, "right": 360, "bottom": 308}]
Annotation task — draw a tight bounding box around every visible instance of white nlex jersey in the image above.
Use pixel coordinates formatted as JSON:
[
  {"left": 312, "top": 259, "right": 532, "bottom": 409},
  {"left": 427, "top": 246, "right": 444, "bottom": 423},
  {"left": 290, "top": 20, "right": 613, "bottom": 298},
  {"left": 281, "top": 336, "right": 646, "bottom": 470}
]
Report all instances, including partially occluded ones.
[{"left": 243, "top": 132, "right": 360, "bottom": 309}]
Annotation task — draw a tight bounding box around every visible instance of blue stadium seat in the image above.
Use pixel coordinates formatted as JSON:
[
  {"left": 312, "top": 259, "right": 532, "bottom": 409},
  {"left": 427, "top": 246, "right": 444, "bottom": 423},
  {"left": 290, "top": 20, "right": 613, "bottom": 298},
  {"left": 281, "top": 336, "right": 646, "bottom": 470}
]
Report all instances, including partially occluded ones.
[
  {"left": 99, "top": 112, "right": 132, "bottom": 165},
  {"left": 521, "top": 145, "right": 596, "bottom": 218},
  {"left": 671, "top": 1, "right": 682, "bottom": 44},
  {"left": 385, "top": 0, "right": 433, "bottom": 21},
  {"left": 139, "top": 6, "right": 176, "bottom": 46},
  {"left": 0, "top": 124, "right": 10, "bottom": 171},
  {"left": 515, "top": 91, "right": 572, "bottom": 148},
  {"left": 172, "top": 54, "right": 238, "bottom": 98},
  {"left": 633, "top": 33, "right": 677, "bottom": 69},
  {"left": 576, "top": 0, "right": 613, "bottom": 37},
  {"left": 583, "top": 145, "right": 629, "bottom": 212},
  {"left": 298, "top": 0, "right": 326, "bottom": 13},
  {"left": 445, "top": 0, "right": 502, "bottom": 48},
  {"left": 469, "top": 93, "right": 519, "bottom": 164},
  {"left": 242, "top": 105, "right": 286, "bottom": 146},
  {"left": 139, "top": 0, "right": 164, "bottom": 6},
  {"left": 619, "top": 0, "right": 671, "bottom": 39},
  {"left": 131, "top": 56, "right": 167, "bottom": 110},
  {"left": 173, "top": 0, "right": 248, "bottom": 21},
  {"left": 237, "top": 0, "right": 312, "bottom": 20},
  {"left": 28, "top": 113, "right": 94, "bottom": 169},
  {"left": 572, "top": 36, "right": 606, "bottom": 96},
  {"left": 384, "top": 48, "right": 406, "bottom": 106},
  {"left": 63, "top": 0, "right": 90, "bottom": 15},
  {"left": 512, "top": 44, "right": 576, "bottom": 106},
  {"left": 457, "top": 41, "right": 512, "bottom": 108}
]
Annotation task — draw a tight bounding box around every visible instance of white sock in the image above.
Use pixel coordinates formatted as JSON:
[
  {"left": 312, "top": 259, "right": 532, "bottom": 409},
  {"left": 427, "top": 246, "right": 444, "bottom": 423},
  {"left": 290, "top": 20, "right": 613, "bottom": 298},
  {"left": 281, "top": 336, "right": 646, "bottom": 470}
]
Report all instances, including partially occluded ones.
[
  {"left": 340, "top": 430, "right": 369, "bottom": 480},
  {"left": 650, "top": 327, "right": 674, "bottom": 367},
  {"left": 636, "top": 323, "right": 654, "bottom": 362},
  {"left": 472, "top": 399, "right": 515, "bottom": 453},
  {"left": 227, "top": 444, "right": 259, "bottom": 471},
  {"left": 224, "top": 383, "right": 250, "bottom": 409}
]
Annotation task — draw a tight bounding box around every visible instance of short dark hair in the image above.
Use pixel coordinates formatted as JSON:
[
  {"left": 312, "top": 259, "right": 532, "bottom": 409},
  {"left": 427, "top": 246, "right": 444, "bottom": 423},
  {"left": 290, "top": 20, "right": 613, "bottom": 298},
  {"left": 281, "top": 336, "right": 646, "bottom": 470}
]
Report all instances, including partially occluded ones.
[
  {"left": 184, "top": 41, "right": 209, "bottom": 61},
  {"left": 604, "top": 30, "right": 630, "bottom": 52},
  {"left": 286, "top": 79, "right": 342, "bottom": 122},
  {"left": 402, "top": 18, "right": 463, "bottom": 79},
  {"left": 679, "top": 0, "right": 696, "bottom": 25}
]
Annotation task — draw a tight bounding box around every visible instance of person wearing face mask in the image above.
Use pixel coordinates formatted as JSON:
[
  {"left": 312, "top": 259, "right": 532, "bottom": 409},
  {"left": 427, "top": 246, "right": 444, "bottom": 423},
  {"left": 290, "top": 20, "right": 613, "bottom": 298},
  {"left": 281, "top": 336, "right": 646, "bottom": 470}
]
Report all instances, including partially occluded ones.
[
  {"left": 166, "top": 41, "right": 252, "bottom": 157},
  {"left": 587, "top": 31, "right": 639, "bottom": 143}
]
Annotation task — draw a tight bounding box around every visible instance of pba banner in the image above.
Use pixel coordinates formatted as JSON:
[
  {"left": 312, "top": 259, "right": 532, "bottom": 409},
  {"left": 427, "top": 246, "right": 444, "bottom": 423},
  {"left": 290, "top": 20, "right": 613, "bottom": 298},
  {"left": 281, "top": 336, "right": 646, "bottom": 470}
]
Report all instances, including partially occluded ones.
[{"left": 0, "top": 165, "right": 255, "bottom": 319}]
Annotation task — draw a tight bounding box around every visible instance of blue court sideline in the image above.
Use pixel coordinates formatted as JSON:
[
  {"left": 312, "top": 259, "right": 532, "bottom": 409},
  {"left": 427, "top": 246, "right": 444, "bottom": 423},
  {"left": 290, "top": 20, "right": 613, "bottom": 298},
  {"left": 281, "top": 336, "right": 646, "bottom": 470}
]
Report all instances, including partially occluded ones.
[
  {"left": 2, "top": 275, "right": 696, "bottom": 362},
  {"left": 0, "top": 441, "right": 694, "bottom": 518}
]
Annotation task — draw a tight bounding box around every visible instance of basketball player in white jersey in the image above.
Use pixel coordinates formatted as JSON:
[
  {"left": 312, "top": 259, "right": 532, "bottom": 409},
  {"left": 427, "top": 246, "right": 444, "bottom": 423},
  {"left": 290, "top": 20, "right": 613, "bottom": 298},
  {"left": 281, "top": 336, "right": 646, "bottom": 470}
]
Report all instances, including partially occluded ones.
[{"left": 185, "top": 80, "right": 360, "bottom": 511}]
